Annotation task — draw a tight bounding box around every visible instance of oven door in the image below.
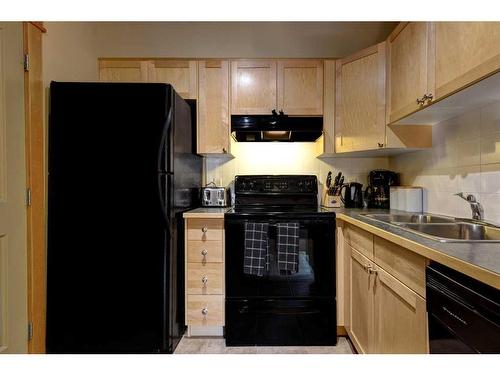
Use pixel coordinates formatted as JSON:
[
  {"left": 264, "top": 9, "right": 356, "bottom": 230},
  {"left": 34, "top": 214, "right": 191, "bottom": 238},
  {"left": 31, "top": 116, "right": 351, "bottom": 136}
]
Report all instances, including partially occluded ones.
[{"left": 225, "top": 217, "right": 335, "bottom": 299}]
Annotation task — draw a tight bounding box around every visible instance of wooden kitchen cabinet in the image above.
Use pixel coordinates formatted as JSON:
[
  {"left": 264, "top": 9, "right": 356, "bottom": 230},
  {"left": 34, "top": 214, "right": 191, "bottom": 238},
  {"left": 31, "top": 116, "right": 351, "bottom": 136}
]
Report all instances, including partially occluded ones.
[
  {"left": 348, "top": 246, "right": 375, "bottom": 354},
  {"left": 277, "top": 60, "right": 323, "bottom": 115},
  {"left": 387, "top": 22, "right": 435, "bottom": 124},
  {"left": 373, "top": 266, "right": 428, "bottom": 353},
  {"left": 99, "top": 59, "right": 149, "bottom": 82},
  {"left": 184, "top": 217, "right": 225, "bottom": 335},
  {"left": 435, "top": 22, "right": 500, "bottom": 100},
  {"left": 343, "top": 221, "right": 429, "bottom": 354},
  {"left": 335, "top": 43, "right": 387, "bottom": 153},
  {"left": 148, "top": 59, "right": 198, "bottom": 99},
  {"left": 231, "top": 59, "right": 277, "bottom": 114},
  {"left": 197, "top": 60, "right": 231, "bottom": 155}
]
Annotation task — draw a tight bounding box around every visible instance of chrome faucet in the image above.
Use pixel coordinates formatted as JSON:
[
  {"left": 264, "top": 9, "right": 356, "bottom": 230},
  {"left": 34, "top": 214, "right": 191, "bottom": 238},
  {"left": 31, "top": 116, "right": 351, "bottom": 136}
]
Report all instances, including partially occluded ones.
[{"left": 455, "top": 193, "right": 484, "bottom": 221}]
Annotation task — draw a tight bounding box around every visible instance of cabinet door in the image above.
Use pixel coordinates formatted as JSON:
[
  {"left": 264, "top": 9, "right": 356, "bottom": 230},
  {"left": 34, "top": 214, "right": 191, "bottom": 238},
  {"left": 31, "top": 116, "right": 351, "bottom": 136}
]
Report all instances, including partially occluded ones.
[
  {"left": 148, "top": 60, "right": 197, "bottom": 99},
  {"left": 277, "top": 60, "right": 323, "bottom": 115},
  {"left": 348, "top": 245, "right": 375, "bottom": 354},
  {"left": 231, "top": 60, "right": 277, "bottom": 114},
  {"left": 198, "top": 60, "right": 230, "bottom": 154},
  {"left": 99, "top": 60, "right": 149, "bottom": 82},
  {"left": 335, "top": 43, "right": 386, "bottom": 152},
  {"left": 435, "top": 22, "right": 500, "bottom": 100},
  {"left": 387, "top": 22, "right": 435, "bottom": 123},
  {"left": 198, "top": 60, "right": 230, "bottom": 155},
  {"left": 374, "top": 267, "right": 428, "bottom": 353}
]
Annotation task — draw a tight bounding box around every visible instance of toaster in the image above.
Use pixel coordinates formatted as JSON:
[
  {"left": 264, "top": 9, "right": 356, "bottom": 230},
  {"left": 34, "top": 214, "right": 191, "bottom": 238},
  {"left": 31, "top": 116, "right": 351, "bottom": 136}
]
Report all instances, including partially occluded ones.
[{"left": 201, "top": 187, "right": 229, "bottom": 207}]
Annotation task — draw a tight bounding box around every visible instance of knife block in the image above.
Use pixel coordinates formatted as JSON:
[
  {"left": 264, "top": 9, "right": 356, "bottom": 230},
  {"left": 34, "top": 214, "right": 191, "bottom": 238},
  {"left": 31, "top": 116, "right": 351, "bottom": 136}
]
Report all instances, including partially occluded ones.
[{"left": 322, "top": 190, "right": 343, "bottom": 208}]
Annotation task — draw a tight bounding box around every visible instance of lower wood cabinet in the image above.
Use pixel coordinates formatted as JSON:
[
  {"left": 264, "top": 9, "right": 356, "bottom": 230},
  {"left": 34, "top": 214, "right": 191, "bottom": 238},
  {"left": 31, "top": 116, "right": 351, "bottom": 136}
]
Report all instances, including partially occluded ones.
[
  {"left": 344, "top": 223, "right": 429, "bottom": 354},
  {"left": 348, "top": 245, "right": 375, "bottom": 353},
  {"left": 184, "top": 218, "right": 225, "bottom": 335},
  {"left": 374, "top": 267, "right": 428, "bottom": 353}
]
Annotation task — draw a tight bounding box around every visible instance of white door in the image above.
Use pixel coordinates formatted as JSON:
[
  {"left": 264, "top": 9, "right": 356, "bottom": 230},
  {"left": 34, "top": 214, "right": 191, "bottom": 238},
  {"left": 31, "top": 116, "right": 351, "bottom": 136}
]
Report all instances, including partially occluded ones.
[{"left": 0, "top": 22, "right": 28, "bottom": 354}]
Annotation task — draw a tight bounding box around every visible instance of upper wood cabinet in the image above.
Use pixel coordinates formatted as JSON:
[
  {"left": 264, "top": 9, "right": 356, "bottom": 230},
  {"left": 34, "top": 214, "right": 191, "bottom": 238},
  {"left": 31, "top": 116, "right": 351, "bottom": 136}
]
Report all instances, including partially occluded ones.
[
  {"left": 335, "top": 43, "right": 387, "bottom": 153},
  {"left": 99, "top": 60, "right": 149, "bottom": 82},
  {"left": 197, "top": 60, "right": 231, "bottom": 155},
  {"left": 231, "top": 60, "right": 277, "bottom": 114},
  {"left": 148, "top": 60, "right": 198, "bottom": 99},
  {"left": 230, "top": 59, "right": 324, "bottom": 115},
  {"left": 277, "top": 60, "right": 323, "bottom": 115},
  {"left": 387, "top": 22, "right": 435, "bottom": 124},
  {"left": 435, "top": 22, "right": 500, "bottom": 100},
  {"left": 99, "top": 59, "right": 197, "bottom": 100}
]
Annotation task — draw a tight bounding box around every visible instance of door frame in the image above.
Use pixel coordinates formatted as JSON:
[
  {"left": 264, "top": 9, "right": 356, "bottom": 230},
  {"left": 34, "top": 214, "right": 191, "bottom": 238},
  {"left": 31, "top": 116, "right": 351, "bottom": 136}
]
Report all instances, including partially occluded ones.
[{"left": 24, "top": 21, "right": 46, "bottom": 353}]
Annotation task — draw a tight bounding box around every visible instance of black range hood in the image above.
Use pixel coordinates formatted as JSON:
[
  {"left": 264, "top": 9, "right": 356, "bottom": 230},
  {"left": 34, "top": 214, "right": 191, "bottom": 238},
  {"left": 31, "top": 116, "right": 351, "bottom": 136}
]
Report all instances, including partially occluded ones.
[{"left": 231, "top": 112, "right": 323, "bottom": 142}]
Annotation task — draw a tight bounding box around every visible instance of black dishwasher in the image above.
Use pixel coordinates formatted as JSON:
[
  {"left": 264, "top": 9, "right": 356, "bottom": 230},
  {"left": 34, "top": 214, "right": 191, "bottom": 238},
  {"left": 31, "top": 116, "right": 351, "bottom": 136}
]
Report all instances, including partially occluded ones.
[{"left": 426, "top": 262, "right": 500, "bottom": 353}]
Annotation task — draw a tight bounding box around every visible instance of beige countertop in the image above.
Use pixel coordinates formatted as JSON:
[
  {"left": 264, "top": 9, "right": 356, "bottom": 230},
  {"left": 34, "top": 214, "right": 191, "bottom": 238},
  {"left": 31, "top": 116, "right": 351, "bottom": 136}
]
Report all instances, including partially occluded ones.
[
  {"left": 182, "top": 207, "right": 230, "bottom": 219},
  {"left": 330, "top": 208, "right": 500, "bottom": 289}
]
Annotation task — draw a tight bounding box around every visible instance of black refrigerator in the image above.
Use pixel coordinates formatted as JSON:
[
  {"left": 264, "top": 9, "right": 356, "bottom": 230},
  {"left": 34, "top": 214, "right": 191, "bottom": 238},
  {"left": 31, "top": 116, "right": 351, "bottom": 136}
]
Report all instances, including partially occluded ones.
[{"left": 46, "top": 82, "right": 202, "bottom": 353}]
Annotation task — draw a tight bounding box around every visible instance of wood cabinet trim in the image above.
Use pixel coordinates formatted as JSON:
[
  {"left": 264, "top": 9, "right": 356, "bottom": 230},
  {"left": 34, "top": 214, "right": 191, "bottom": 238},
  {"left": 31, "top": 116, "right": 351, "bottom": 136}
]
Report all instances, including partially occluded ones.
[{"left": 323, "top": 60, "right": 336, "bottom": 154}]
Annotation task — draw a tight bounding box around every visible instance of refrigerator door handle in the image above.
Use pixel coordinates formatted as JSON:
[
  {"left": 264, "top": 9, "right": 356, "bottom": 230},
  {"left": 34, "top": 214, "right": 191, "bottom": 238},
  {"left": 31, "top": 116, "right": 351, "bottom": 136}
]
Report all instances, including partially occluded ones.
[
  {"left": 158, "top": 106, "right": 173, "bottom": 232},
  {"left": 158, "top": 174, "right": 171, "bottom": 233},
  {"left": 157, "top": 107, "right": 173, "bottom": 173}
]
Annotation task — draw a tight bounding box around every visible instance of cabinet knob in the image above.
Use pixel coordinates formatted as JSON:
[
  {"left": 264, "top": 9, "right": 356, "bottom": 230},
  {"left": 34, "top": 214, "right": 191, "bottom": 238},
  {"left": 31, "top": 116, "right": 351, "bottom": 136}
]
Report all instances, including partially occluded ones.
[
  {"left": 368, "top": 267, "right": 378, "bottom": 276},
  {"left": 416, "top": 96, "right": 426, "bottom": 105},
  {"left": 202, "top": 276, "right": 208, "bottom": 284},
  {"left": 201, "top": 227, "right": 208, "bottom": 233},
  {"left": 378, "top": 142, "right": 384, "bottom": 148},
  {"left": 201, "top": 308, "right": 208, "bottom": 316},
  {"left": 424, "top": 93, "right": 434, "bottom": 103},
  {"left": 201, "top": 249, "right": 208, "bottom": 256},
  {"left": 222, "top": 147, "right": 227, "bottom": 153}
]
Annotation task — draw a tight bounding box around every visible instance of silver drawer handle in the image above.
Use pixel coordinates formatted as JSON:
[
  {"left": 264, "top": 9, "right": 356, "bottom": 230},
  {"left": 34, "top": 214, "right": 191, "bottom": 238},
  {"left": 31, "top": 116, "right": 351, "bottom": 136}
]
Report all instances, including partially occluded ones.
[
  {"left": 202, "top": 227, "right": 208, "bottom": 233},
  {"left": 201, "top": 308, "right": 208, "bottom": 315},
  {"left": 202, "top": 276, "right": 208, "bottom": 284},
  {"left": 201, "top": 249, "right": 208, "bottom": 256}
]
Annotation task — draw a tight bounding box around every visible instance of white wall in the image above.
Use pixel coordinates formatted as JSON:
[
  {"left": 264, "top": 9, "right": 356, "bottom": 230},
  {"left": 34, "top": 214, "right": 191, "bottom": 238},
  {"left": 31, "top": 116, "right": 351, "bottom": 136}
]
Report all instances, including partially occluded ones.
[
  {"left": 206, "top": 137, "right": 389, "bottom": 192},
  {"left": 390, "top": 100, "right": 500, "bottom": 223}
]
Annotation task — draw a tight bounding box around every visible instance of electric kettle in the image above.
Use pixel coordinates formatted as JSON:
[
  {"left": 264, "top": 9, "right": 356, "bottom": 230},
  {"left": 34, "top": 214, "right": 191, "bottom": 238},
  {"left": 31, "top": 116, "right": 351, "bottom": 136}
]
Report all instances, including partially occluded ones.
[{"left": 340, "top": 182, "right": 364, "bottom": 208}]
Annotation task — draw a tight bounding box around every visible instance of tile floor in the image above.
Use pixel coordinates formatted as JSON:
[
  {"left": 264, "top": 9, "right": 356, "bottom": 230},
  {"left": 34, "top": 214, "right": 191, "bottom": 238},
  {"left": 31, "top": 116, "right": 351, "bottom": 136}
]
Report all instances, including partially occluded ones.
[{"left": 174, "top": 336, "right": 354, "bottom": 354}]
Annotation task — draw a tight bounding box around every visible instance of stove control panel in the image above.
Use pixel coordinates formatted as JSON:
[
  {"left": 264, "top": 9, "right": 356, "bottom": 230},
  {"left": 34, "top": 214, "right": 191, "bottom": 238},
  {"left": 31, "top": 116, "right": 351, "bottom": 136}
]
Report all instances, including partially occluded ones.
[{"left": 235, "top": 175, "right": 318, "bottom": 194}]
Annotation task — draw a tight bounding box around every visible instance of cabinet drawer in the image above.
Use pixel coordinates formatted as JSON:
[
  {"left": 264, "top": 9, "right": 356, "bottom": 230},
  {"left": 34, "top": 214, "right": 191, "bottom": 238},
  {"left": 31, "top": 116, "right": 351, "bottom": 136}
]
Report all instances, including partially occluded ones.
[
  {"left": 187, "top": 218, "right": 223, "bottom": 241},
  {"left": 345, "top": 223, "right": 374, "bottom": 260},
  {"left": 187, "top": 263, "right": 223, "bottom": 295},
  {"left": 186, "top": 295, "right": 224, "bottom": 326},
  {"left": 187, "top": 241, "right": 223, "bottom": 263},
  {"left": 374, "top": 236, "right": 426, "bottom": 297}
]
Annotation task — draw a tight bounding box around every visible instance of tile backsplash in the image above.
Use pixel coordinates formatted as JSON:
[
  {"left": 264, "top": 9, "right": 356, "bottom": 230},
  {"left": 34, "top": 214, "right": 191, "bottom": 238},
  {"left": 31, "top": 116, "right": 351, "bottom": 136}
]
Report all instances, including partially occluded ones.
[
  {"left": 389, "top": 100, "right": 500, "bottom": 223},
  {"left": 204, "top": 136, "right": 389, "bottom": 195}
]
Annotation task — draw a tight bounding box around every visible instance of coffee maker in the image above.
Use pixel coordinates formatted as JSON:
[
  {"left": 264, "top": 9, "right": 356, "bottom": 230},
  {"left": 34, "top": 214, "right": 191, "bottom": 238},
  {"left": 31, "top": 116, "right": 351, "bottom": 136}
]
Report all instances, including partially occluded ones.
[{"left": 364, "top": 170, "right": 399, "bottom": 209}]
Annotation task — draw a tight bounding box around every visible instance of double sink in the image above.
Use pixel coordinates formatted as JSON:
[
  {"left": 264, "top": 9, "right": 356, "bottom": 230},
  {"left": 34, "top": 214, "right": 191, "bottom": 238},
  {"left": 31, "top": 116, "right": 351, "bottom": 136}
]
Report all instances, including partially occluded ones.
[{"left": 361, "top": 213, "right": 500, "bottom": 242}]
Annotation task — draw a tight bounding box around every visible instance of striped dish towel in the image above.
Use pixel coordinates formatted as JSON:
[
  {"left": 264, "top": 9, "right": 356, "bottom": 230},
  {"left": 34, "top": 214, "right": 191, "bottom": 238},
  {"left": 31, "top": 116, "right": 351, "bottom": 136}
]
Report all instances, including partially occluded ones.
[
  {"left": 243, "top": 222, "right": 269, "bottom": 277},
  {"left": 277, "top": 222, "right": 300, "bottom": 274}
]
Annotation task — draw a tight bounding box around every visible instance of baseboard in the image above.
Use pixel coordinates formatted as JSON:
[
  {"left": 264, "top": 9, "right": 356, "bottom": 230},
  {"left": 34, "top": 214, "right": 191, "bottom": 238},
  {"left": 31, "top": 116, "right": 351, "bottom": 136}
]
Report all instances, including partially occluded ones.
[
  {"left": 337, "top": 326, "right": 347, "bottom": 337},
  {"left": 187, "top": 326, "right": 224, "bottom": 337}
]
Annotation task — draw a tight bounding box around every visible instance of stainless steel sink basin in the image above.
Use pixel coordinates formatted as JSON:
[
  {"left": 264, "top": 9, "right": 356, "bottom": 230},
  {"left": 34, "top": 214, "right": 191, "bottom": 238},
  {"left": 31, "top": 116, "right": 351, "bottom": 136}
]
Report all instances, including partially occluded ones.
[
  {"left": 362, "top": 213, "right": 456, "bottom": 224},
  {"left": 360, "top": 213, "right": 500, "bottom": 242},
  {"left": 399, "top": 223, "right": 500, "bottom": 242}
]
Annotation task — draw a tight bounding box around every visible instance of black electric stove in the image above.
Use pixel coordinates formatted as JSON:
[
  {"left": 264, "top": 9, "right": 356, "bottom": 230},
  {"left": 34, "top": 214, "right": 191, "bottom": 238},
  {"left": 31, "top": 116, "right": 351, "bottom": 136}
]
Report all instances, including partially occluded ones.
[{"left": 224, "top": 175, "right": 337, "bottom": 346}]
